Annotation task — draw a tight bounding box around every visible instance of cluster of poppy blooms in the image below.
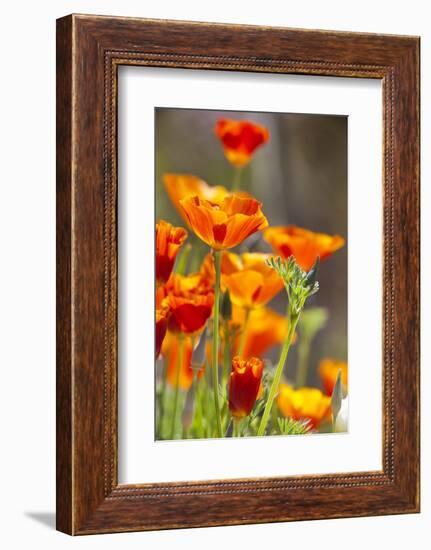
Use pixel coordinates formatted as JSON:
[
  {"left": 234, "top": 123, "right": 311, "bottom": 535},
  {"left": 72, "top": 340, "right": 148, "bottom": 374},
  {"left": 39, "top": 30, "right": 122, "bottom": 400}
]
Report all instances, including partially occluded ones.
[{"left": 155, "top": 117, "right": 347, "bottom": 438}]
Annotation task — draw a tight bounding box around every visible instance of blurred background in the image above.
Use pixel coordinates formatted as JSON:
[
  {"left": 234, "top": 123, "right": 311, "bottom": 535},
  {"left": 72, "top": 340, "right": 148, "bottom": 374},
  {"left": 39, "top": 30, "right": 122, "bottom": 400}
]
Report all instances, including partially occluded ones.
[{"left": 155, "top": 108, "right": 347, "bottom": 387}]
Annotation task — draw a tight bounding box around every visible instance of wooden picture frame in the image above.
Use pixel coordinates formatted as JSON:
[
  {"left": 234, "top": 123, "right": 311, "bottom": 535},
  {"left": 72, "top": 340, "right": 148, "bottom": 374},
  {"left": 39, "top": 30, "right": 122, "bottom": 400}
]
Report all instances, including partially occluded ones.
[{"left": 56, "top": 14, "right": 420, "bottom": 535}]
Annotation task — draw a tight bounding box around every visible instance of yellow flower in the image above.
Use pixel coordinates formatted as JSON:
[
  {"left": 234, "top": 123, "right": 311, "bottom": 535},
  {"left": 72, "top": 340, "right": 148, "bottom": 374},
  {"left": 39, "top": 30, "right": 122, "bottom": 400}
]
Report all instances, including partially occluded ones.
[
  {"left": 180, "top": 193, "right": 268, "bottom": 250},
  {"left": 277, "top": 384, "right": 331, "bottom": 429},
  {"left": 264, "top": 225, "right": 345, "bottom": 271}
]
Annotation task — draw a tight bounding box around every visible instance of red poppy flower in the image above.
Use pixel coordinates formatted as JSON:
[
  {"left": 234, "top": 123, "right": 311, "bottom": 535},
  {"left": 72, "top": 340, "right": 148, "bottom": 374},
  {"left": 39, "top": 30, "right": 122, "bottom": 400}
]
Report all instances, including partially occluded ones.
[
  {"left": 215, "top": 119, "right": 269, "bottom": 167},
  {"left": 228, "top": 356, "right": 264, "bottom": 418},
  {"left": 164, "top": 273, "right": 214, "bottom": 334}
]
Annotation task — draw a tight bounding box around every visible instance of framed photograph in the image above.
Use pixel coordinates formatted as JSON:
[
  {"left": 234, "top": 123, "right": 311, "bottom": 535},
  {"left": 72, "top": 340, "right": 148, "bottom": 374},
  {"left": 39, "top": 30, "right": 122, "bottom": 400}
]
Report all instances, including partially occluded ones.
[{"left": 56, "top": 14, "right": 420, "bottom": 534}]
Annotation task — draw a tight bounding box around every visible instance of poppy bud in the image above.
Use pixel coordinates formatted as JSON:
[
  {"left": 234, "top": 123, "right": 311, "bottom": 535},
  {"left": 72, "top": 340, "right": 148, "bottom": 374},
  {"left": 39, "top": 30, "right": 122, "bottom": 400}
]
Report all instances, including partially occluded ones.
[{"left": 228, "top": 356, "right": 264, "bottom": 418}]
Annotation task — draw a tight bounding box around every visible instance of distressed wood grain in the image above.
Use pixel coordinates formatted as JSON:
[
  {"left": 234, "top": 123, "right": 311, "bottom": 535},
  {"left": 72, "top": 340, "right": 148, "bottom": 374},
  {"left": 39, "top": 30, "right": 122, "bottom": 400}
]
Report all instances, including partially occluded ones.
[{"left": 56, "top": 14, "right": 420, "bottom": 535}]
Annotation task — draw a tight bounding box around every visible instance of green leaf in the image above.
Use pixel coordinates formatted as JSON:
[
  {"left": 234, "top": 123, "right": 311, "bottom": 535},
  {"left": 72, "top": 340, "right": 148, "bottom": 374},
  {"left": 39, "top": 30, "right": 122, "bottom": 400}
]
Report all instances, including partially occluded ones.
[{"left": 331, "top": 369, "right": 343, "bottom": 422}]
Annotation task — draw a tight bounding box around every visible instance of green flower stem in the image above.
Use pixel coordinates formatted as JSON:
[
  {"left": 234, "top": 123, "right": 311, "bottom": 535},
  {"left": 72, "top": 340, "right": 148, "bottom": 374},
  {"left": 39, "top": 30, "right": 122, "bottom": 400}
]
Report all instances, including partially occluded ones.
[
  {"left": 237, "top": 307, "right": 251, "bottom": 358},
  {"left": 212, "top": 250, "right": 223, "bottom": 438},
  {"left": 231, "top": 166, "right": 243, "bottom": 191},
  {"left": 170, "top": 335, "right": 184, "bottom": 440},
  {"left": 257, "top": 313, "right": 299, "bottom": 436},
  {"left": 233, "top": 418, "right": 242, "bottom": 437},
  {"left": 157, "top": 357, "right": 168, "bottom": 439},
  {"left": 203, "top": 358, "right": 212, "bottom": 437},
  {"left": 222, "top": 319, "right": 231, "bottom": 391},
  {"left": 194, "top": 373, "right": 205, "bottom": 438}
]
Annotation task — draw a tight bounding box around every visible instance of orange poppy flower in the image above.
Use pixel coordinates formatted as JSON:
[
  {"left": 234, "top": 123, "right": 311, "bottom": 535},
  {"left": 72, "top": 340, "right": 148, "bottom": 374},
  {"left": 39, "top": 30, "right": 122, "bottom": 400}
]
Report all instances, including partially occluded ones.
[
  {"left": 180, "top": 194, "right": 268, "bottom": 250},
  {"left": 163, "top": 174, "right": 229, "bottom": 222},
  {"left": 228, "top": 356, "right": 264, "bottom": 418},
  {"left": 231, "top": 305, "right": 290, "bottom": 359},
  {"left": 277, "top": 384, "right": 331, "bottom": 429},
  {"left": 215, "top": 119, "right": 269, "bottom": 167},
  {"left": 162, "top": 333, "right": 204, "bottom": 390},
  {"left": 319, "top": 358, "right": 348, "bottom": 396},
  {"left": 155, "top": 220, "right": 187, "bottom": 285},
  {"left": 155, "top": 307, "right": 170, "bottom": 358},
  {"left": 264, "top": 225, "right": 345, "bottom": 271},
  {"left": 220, "top": 252, "right": 284, "bottom": 308},
  {"left": 164, "top": 273, "right": 214, "bottom": 334}
]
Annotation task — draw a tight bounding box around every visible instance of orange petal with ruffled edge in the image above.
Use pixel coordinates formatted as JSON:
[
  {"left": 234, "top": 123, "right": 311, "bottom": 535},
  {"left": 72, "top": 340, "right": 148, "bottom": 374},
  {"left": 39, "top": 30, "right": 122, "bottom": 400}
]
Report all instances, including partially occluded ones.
[
  {"left": 163, "top": 273, "right": 214, "bottom": 335},
  {"left": 180, "top": 193, "right": 268, "bottom": 250},
  {"left": 264, "top": 225, "right": 345, "bottom": 271},
  {"left": 221, "top": 252, "right": 283, "bottom": 307},
  {"left": 155, "top": 220, "right": 187, "bottom": 285},
  {"left": 163, "top": 174, "right": 229, "bottom": 220},
  {"left": 222, "top": 270, "right": 264, "bottom": 309}
]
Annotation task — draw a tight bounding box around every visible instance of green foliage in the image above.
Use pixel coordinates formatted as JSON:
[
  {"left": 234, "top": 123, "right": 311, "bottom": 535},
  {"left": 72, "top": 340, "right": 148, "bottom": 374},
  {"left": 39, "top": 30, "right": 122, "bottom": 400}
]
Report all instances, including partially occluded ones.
[
  {"left": 266, "top": 256, "right": 320, "bottom": 317},
  {"left": 277, "top": 417, "right": 312, "bottom": 436}
]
